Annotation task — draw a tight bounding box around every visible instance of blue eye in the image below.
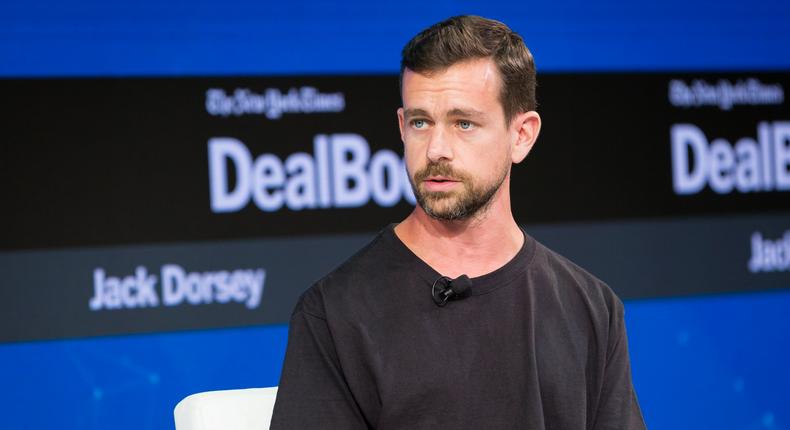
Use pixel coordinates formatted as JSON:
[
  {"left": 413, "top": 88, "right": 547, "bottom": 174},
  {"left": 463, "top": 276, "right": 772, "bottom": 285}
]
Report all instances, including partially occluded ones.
[
  {"left": 458, "top": 121, "right": 473, "bottom": 130},
  {"left": 413, "top": 119, "right": 426, "bottom": 129}
]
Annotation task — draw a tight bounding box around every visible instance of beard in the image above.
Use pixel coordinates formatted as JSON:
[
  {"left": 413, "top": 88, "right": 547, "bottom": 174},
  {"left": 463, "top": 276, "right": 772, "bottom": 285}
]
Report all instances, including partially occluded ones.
[{"left": 410, "top": 160, "right": 509, "bottom": 221}]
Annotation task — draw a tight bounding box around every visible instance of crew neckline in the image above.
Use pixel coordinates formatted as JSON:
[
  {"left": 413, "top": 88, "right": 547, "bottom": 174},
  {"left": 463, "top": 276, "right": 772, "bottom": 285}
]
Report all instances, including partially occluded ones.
[{"left": 383, "top": 223, "right": 536, "bottom": 296}]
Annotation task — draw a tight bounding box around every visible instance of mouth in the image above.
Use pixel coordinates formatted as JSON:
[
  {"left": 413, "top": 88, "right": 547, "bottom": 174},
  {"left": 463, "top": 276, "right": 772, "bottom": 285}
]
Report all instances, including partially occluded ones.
[
  {"left": 422, "top": 176, "right": 462, "bottom": 192},
  {"left": 424, "top": 176, "right": 459, "bottom": 183}
]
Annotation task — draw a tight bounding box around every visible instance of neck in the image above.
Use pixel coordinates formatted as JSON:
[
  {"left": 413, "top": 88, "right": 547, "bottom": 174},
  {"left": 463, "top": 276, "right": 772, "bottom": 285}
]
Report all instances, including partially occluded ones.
[{"left": 394, "top": 179, "right": 524, "bottom": 278}]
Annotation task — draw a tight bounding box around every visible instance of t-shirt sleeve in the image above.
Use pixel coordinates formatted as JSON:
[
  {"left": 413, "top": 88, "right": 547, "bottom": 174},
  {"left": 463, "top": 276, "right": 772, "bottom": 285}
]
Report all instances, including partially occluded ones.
[
  {"left": 270, "top": 306, "right": 369, "bottom": 429},
  {"left": 593, "top": 297, "right": 647, "bottom": 430}
]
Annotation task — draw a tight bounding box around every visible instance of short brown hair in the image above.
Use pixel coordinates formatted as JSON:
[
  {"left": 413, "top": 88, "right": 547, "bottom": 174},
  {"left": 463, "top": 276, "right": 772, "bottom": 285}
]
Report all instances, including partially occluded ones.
[{"left": 400, "top": 15, "right": 537, "bottom": 124}]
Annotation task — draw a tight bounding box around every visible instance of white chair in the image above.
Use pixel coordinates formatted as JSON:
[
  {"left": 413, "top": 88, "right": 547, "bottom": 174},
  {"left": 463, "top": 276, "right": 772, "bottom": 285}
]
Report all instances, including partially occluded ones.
[{"left": 174, "top": 387, "right": 278, "bottom": 430}]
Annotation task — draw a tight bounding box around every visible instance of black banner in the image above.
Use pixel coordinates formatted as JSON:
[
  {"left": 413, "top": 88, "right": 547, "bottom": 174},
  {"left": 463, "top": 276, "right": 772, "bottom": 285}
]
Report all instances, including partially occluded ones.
[{"left": 2, "top": 73, "right": 788, "bottom": 251}]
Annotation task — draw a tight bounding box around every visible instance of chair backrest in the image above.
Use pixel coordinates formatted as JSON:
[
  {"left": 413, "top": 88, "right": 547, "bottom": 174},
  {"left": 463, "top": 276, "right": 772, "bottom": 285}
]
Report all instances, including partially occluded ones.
[{"left": 174, "top": 387, "right": 278, "bottom": 430}]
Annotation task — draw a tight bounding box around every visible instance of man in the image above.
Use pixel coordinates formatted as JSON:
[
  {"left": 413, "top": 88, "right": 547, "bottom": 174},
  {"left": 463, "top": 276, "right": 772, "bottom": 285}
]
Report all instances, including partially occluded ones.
[{"left": 271, "top": 15, "right": 646, "bottom": 429}]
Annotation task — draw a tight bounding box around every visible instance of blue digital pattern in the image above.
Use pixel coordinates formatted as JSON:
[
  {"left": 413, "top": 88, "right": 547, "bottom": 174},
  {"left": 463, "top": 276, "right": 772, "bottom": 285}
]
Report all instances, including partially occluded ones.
[
  {"left": 0, "top": 325, "right": 288, "bottom": 430},
  {"left": 1, "top": 290, "right": 789, "bottom": 429},
  {"left": 628, "top": 290, "right": 790, "bottom": 429}
]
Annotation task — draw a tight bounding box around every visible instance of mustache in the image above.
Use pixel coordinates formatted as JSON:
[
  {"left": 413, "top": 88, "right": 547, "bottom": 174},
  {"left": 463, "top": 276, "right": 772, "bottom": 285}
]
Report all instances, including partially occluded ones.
[{"left": 413, "top": 162, "right": 468, "bottom": 183}]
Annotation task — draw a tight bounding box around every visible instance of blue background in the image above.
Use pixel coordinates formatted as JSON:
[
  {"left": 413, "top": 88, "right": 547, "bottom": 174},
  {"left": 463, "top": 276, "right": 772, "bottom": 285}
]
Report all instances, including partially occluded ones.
[
  {"left": 2, "top": 1, "right": 789, "bottom": 428},
  {"left": 2, "top": 0, "right": 790, "bottom": 77},
  {"left": 2, "top": 291, "right": 789, "bottom": 428}
]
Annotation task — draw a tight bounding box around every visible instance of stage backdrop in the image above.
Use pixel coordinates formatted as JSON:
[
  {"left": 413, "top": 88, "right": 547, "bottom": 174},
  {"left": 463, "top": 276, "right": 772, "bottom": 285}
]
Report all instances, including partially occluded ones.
[{"left": 1, "top": 1, "right": 789, "bottom": 429}]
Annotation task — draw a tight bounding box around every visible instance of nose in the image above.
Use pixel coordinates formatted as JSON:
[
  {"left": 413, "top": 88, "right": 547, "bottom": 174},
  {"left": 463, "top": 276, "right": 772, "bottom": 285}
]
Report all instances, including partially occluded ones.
[{"left": 425, "top": 125, "right": 453, "bottom": 163}]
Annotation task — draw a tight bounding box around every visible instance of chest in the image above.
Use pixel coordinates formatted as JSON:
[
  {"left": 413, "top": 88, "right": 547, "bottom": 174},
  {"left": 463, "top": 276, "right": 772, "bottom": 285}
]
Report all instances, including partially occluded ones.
[{"left": 348, "top": 289, "right": 596, "bottom": 425}]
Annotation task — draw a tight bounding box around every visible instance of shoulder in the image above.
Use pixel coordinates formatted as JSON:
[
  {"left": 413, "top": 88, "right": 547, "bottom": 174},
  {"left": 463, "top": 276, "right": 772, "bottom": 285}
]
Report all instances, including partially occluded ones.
[
  {"left": 293, "top": 225, "right": 400, "bottom": 319},
  {"left": 527, "top": 234, "right": 624, "bottom": 320}
]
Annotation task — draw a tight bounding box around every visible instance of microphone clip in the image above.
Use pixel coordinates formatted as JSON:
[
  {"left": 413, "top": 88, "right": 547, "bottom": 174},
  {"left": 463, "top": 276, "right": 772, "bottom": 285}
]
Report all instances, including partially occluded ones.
[{"left": 431, "top": 275, "right": 472, "bottom": 307}]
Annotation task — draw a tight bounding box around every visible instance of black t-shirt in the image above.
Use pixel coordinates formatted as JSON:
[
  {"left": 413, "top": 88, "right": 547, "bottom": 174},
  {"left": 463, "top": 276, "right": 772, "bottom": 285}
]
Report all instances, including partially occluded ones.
[{"left": 271, "top": 225, "right": 646, "bottom": 429}]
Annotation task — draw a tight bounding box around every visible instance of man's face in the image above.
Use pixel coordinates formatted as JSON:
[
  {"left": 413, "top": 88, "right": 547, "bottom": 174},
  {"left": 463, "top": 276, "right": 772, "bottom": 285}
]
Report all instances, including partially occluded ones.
[{"left": 398, "top": 58, "right": 516, "bottom": 220}]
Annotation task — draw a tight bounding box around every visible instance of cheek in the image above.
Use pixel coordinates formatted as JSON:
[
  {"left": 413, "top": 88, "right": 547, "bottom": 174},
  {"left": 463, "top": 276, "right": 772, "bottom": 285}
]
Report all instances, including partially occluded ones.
[
  {"left": 402, "top": 133, "right": 429, "bottom": 161},
  {"left": 466, "top": 132, "right": 507, "bottom": 157},
  {"left": 402, "top": 138, "right": 418, "bottom": 158},
  {"left": 466, "top": 137, "right": 511, "bottom": 174},
  {"left": 403, "top": 128, "right": 430, "bottom": 146},
  {"left": 402, "top": 146, "right": 423, "bottom": 176}
]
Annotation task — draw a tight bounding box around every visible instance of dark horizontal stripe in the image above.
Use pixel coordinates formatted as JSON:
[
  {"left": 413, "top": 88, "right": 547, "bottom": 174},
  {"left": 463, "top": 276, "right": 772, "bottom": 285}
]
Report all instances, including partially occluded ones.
[{"left": 0, "top": 212, "right": 787, "bottom": 343}]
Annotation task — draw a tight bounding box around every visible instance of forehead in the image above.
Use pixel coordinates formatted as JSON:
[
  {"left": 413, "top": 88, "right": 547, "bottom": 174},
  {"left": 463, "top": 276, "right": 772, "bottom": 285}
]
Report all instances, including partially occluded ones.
[{"left": 401, "top": 58, "right": 503, "bottom": 116}]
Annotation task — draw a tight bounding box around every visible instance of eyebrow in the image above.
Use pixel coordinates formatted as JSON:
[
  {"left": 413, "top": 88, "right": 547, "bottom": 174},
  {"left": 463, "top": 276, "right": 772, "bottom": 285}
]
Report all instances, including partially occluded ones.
[
  {"left": 403, "top": 108, "right": 487, "bottom": 120},
  {"left": 403, "top": 108, "right": 430, "bottom": 120},
  {"left": 446, "top": 108, "right": 486, "bottom": 119}
]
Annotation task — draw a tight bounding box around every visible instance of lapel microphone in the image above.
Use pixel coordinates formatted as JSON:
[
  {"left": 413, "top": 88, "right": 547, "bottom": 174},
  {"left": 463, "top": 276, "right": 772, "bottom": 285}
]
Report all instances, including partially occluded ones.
[{"left": 431, "top": 275, "right": 473, "bottom": 307}]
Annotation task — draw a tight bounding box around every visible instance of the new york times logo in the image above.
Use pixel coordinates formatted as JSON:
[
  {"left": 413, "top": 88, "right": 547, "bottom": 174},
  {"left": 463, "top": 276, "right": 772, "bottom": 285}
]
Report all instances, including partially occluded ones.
[
  {"left": 205, "top": 87, "right": 345, "bottom": 119},
  {"left": 669, "top": 78, "right": 784, "bottom": 111},
  {"left": 89, "top": 264, "right": 265, "bottom": 311}
]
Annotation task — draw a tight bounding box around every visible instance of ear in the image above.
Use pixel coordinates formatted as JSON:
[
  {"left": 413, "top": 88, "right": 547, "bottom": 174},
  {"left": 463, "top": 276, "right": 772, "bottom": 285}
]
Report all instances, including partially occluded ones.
[
  {"left": 510, "top": 111, "right": 541, "bottom": 164},
  {"left": 397, "top": 107, "right": 406, "bottom": 142}
]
